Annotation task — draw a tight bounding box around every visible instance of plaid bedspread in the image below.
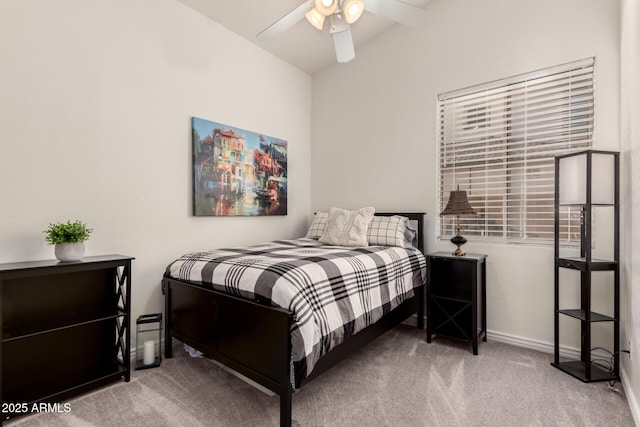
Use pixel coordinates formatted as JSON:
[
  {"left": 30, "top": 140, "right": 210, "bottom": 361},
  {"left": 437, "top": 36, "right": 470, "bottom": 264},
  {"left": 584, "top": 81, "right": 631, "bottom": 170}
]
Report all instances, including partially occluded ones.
[{"left": 165, "top": 238, "right": 426, "bottom": 388}]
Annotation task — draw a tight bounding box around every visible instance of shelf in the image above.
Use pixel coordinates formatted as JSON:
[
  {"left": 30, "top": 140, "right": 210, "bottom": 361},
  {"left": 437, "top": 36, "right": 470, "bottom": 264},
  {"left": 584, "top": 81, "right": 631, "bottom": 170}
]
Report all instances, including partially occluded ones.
[
  {"left": 0, "top": 255, "right": 134, "bottom": 275},
  {"left": 558, "top": 309, "right": 615, "bottom": 322},
  {"left": 428, "top": 252, "right": 487, "bottom": 262},
  {"left": 551, "top": 361, "right": 617, "bottom": 382},
  {"left": 1, "top": 255, "right": 133, "bottom": 421},
  {"left": 2, "top": 308, "right": 125, "bottom": 342},
  {"left": 557, "top": 257, "right": 617, "bottom": 271}
]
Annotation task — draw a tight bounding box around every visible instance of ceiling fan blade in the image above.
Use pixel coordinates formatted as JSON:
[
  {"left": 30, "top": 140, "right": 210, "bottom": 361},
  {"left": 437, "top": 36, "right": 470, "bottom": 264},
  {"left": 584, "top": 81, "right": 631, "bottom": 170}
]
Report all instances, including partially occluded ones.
[
  {"left": 364, "top": 0, "right": 429, "bottom": 27},
  {"left": 332, "top": 26, "right": 355, "bottom": 63},
  {"left": 256, "top": 1, "right": 312, "bottom": 41}
]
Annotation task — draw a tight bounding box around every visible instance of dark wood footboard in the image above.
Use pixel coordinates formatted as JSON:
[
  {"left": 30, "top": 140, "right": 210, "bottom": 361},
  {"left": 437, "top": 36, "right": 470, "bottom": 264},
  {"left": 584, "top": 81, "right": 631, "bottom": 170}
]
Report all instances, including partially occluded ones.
[
  {"left": 163, "top": 278, "right": 422, "bottom": 427},
  {"left": 162, "top": 278, "right": 293, "bottom": 396}
]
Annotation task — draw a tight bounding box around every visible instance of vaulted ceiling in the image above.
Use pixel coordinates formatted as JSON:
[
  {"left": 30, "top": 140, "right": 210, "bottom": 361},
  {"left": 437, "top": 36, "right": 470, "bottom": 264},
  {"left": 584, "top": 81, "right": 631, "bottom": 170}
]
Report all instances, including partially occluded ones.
[{"left": 177, "top": 0, "right": 432, "bottom": 75}]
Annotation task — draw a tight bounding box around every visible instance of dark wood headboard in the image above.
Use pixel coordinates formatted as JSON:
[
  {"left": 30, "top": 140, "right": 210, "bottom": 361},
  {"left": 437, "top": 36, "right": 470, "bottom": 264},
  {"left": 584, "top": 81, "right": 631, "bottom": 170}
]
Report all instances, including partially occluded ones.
[{"left": 376, "top": 212, "right": 426, "bottom": 254}]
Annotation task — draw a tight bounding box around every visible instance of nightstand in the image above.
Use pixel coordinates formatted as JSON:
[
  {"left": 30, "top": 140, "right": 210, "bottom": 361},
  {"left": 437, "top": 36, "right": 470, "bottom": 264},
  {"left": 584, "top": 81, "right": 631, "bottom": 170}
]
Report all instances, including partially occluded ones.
[{"left": 426, "top": 251, "right": 487, "bottom": 355}]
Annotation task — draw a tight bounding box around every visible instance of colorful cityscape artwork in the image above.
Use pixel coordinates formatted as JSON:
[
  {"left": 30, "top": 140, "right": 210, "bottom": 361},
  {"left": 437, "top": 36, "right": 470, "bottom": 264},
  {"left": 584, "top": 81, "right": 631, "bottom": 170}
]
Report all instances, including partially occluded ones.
[{"left": 192, "top": 117, "right": 288, "bottom": 216}]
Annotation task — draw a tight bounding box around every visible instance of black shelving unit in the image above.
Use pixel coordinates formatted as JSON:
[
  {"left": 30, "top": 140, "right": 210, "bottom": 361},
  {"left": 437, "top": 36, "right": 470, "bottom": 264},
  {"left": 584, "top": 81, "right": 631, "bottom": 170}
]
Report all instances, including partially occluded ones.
[
  {"left": 552, "top": 150, "right": 619, "bottom": 382},
  {"left": 0, "top": 255, "right": 133, "bottom": 422}
]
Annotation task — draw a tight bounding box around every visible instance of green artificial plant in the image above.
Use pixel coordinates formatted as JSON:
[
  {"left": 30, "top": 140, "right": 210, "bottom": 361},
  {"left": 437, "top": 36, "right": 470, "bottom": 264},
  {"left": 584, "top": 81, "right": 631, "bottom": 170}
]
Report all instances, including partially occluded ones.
[{"left": 44, "top": 220, "right": 93, "bottom": 245}]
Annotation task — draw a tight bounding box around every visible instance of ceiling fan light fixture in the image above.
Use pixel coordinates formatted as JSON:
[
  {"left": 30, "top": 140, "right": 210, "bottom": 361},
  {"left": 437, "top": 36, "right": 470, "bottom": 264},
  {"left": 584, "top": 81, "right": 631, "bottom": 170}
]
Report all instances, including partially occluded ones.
[
  {"left": 329, "top": 13, "right": 349, "bottom": 33},
  {"left": 305, "top": 8, "right": 326, "bottom": 30},
  {"left": 342, "top": 0, "right": 364, "bottom": 24},
  {"left": 315, "top": 0, "right": 338, "bottom": 16}
]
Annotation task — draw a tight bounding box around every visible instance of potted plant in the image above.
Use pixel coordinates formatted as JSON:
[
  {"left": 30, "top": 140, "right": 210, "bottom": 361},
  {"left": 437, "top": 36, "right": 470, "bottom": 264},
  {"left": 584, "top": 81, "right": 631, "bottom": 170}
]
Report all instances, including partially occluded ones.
[{"left": 44, "top": 220, "right": 93, "bottom": 261}]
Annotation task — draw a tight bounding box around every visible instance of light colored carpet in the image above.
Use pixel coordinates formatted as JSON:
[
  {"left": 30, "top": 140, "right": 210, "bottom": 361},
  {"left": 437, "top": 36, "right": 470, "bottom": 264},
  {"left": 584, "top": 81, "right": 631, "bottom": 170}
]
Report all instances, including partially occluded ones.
[{"left": 7, "top": 325, "right": 635, "bottom": 426}]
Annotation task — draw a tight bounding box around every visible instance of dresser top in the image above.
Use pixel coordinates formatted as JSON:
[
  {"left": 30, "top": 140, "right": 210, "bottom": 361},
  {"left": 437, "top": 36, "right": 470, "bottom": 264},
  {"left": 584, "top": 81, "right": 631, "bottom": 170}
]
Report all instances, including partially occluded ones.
[
  {"left": 427, "top": 251, "right": 487, "bottom": 262},
  {"left": 0, "top": 254, "right": 134, "bottom": 273}
]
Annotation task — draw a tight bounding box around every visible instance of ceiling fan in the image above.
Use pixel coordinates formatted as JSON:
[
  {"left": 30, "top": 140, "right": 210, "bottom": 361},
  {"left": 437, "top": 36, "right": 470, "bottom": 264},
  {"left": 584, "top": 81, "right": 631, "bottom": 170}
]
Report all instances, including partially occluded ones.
[{"left": 256, "top": 0, "right": 428, "bottom": 63}]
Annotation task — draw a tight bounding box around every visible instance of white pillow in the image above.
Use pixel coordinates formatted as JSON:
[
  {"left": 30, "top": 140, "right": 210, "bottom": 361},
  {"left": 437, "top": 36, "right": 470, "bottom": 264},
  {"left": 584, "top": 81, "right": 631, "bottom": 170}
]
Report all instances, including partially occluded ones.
[
  {"left": 367, "top": 215, "right": 416, "bottom": 248},
  {"left": 305, "top": 211, "right": 329, "bottom": 239},
  {"left": 319, "top": 207, "right": 375, "bottom": 247}
]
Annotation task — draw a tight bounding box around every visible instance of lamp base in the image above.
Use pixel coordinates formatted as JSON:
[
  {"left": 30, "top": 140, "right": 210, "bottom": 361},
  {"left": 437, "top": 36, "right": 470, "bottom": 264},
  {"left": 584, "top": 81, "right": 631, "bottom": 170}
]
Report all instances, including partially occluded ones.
[
  {"left": 451, "top": 247, "right": 466, "bottom": 256},
  {"left": 450, "top": 234, "right": 467, "bottom": 257}
]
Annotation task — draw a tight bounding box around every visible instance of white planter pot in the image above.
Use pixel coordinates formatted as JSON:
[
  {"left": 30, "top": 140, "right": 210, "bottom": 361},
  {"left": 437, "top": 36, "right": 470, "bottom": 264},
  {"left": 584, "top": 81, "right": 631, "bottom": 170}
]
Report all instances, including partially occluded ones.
[{"left": 54, "top": 242, "right": 85, "bottom": 262}]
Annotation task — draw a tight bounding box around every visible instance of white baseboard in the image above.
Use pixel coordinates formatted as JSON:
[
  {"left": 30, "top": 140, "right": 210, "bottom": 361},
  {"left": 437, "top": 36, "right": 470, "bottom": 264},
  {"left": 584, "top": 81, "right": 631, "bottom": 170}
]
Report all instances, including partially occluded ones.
[
  {"left": 487, "top": 329, "right": 572, "bottom": 357},
  {"left": 620, "top": 366, "right": 640, "bottom": 427},
  {"left": 409, "top": 317, "right": 594, "bottom": 359},
  {"left": 487, "top": 329, "right": 614, "bottom": 361}
]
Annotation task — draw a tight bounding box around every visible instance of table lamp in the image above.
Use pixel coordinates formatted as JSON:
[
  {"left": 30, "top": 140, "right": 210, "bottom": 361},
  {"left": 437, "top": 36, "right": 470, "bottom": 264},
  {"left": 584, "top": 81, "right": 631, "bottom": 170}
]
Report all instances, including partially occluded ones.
[{"left": 440, "top": 185, "right": 477, "bottom": 256}]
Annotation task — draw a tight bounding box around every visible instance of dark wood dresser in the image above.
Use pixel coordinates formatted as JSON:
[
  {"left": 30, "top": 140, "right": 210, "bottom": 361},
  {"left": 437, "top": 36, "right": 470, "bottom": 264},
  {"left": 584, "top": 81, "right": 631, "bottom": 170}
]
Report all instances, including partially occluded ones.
[{"left": 0, "top": 255, "right": 133, "bottom": 422}]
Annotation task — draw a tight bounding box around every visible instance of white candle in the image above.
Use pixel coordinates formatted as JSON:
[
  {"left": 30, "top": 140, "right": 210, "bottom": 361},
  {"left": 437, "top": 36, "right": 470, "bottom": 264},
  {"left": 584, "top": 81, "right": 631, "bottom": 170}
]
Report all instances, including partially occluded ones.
[{"left": 143, "top": 340, "right": 155, "bottom": 365}]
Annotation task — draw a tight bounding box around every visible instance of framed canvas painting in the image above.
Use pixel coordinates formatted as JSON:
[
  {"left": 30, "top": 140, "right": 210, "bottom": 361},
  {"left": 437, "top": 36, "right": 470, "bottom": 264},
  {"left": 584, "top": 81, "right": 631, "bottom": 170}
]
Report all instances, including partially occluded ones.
[{"left": 192, "top": 117, "right": 287, "bottom": 216}]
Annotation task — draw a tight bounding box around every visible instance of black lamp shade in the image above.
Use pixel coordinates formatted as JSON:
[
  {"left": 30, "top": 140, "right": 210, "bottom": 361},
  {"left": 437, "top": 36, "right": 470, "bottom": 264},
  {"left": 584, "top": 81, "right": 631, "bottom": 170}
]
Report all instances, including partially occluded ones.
[
  {"left": 440, "top": 187, "right": 476, "bottom": 216},
  {"left": 440, "top": 186, "right": 476, "bottom": 256}
]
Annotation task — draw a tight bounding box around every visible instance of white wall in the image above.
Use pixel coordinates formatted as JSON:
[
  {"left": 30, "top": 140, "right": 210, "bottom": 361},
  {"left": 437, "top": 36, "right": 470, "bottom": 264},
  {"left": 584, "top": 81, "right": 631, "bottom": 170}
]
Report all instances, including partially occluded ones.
[
  {"left": 620, "top": 0, "right": 640, "bottom": 423},
  {"left": 0, "top": 0, "right": 311, "bottom": 329}
]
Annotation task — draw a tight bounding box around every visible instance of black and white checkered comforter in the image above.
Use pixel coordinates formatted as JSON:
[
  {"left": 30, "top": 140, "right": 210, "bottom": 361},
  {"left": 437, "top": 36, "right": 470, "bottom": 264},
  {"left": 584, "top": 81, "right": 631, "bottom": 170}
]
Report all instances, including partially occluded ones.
[{"left": 165, "top": 238, "right": 426, "bottom": 388}]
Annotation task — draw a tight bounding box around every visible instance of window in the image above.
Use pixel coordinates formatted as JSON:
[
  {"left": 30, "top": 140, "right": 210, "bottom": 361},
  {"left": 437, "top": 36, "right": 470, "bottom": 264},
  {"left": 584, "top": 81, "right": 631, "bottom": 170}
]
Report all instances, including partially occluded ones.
[{"left": 437, "top": 58, "right": 594, "bottom": 245}]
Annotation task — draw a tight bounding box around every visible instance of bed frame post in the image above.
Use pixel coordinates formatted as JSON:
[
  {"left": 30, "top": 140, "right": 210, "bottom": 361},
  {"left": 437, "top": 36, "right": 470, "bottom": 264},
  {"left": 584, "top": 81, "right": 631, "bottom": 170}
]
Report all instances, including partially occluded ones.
[
  {"left": 279, "top": 313, "right": 293, "bottom": 427},
  {"left": 417, "top": 284, "right": 425, "bottom": 329},
  {"left": 280, "top": 387, "right": 292, "bottom": 427},
  {"left": 162, "top": 279, "right": 173, "bottom": 358}
]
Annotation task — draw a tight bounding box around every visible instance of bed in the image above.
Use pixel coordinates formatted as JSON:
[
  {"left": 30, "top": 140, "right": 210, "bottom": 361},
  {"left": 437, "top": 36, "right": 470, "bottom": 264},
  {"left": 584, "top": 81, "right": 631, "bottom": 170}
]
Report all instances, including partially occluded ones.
[{"left": 161, "top": 211, "right": 426, "bottom": 427}]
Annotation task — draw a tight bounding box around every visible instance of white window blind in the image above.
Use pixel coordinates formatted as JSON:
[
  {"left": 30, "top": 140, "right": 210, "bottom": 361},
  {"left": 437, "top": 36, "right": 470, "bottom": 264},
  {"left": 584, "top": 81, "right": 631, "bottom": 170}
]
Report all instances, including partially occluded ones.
[{"left": 437, "top": 58, "right": 594, "bottom": 245}]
